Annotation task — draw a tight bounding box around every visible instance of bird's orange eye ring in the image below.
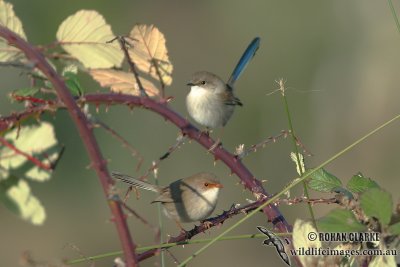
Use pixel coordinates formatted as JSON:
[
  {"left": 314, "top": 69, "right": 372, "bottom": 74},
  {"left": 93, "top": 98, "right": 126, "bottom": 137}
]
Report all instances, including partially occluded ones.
[
  {"left": 200, "top": 81, "right": 206, "bottom": 85},
  {"left": 204, "top": 183, "right": 209, "bottom": 187}
]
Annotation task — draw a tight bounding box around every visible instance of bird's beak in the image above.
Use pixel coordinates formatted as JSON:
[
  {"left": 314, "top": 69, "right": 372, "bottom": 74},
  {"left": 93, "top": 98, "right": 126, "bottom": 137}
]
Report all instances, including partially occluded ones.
[
  {"left": 186, "top": 82, "right": 195, "bottom": 86},
  {"left": 209, "top": 183, "right": 223, "bottom": 189}
]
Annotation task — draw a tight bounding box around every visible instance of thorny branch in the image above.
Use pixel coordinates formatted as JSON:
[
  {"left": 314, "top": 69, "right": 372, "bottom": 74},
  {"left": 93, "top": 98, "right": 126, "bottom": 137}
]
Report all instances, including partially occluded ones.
[
  {"left": 0, "top": 105, "right": 57, "bottom": 133},
  {"left": 137, "top": 201, "right": 266, "bottom": 261},
  {"left": 0, "top": 90, "right": 298, "bottom": 264},
  {"left": 81, "top": 93, "right": 301, "bottom": 264},
  {"left": 0, "top": 26, "right": 139, "bottom": 267},
  {"left": 0, "top": 26, "right": 304, "bottom": 266}
]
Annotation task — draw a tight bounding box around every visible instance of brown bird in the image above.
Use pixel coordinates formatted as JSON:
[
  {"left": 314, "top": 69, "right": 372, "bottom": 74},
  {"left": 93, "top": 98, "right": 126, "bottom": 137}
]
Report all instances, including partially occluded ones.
[{"left": 112, "top": 172, "right": 223, "bottom": 228}]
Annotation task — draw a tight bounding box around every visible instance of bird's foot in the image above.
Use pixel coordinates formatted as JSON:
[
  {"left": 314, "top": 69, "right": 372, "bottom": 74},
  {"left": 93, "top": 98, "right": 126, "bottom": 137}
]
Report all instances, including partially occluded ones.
[
  {"left": 201, "top": 220, "right": 213, "bottom": 229},
  {"left": 197, "top": 128, "right": 211, "bottom": 139}
]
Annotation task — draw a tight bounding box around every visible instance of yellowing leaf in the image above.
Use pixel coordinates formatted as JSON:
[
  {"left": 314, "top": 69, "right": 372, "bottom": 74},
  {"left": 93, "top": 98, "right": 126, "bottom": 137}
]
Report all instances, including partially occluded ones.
[
  {"left": 6, "top": 179, "right": 46, "bottom": 225},
  {"left": 56, "top": 10, "right": 123, "bottom": 68},
  {"left": 90, "top": 69, "right": 159, "bottom": 96},
  {"left": 290, "top": 152, "right": 305, "bottom": 175},
  {"left": 128, "top": 24, "right": 173, "bottom": 85},
  {"left": 293, "top": 219, "right": 321, "bottom": 266},
  {"left": 0, "top": 0, "right": 27, "bottom": 61},
  {"left": 0, "top": 122, "right": 57, "bottom": 181},
  {"left": 369, "top": 243, "right": 397, "bottom": 267}
]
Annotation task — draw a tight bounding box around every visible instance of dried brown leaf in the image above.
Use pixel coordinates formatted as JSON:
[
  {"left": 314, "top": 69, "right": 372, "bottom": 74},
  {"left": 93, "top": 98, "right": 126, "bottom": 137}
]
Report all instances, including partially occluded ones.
[
  {"left": 90, "top": 69, "right": 159, "bottom": 96},
  {"left": 128, "top": 24, "right": 173, "bottom": 86}
]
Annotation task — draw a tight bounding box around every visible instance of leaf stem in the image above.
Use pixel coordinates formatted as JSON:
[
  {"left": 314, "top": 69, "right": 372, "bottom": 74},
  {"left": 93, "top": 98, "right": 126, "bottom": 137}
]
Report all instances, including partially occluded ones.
[
  {"left": 387, "top": 0, "right": 400, "bottom": 35},
  {"left": 277, "top": 79, "right": 317, "bottom": 230},
  {"left": 66, "top": 233, "right": 290, "bottom": 265}
]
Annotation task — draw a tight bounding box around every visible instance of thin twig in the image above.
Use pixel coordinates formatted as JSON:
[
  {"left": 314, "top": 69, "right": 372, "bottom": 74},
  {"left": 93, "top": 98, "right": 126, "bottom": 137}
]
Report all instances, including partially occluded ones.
[
  {"left": 164, "top": 249, "right": 180, "bottom": 265},
  {"left": 235, "top": 130, "right": 312, "bottom": 159},
  {"left": 115, "top": 197, "right": 159, "bottom": 235},
  {"left": 0, "top": 61, "right": 35, "bottom": 70},
  {"left": 108, "top": 36, "right": 149, "bottom": 97},
  {"left": 10, "top": 94, "right": 56, "bottom": 105},
  {"left": 277, "top": 78, "right": 318, "bottom": 231},
  {"left": 139, "top": 133, "right": 186, "bottom": 181},
  {"left": 90, "top": 118, "right": 144, "bottom": 171},
  {"left": 151, "top": 59, "right": 166, "bottom": 99},
  {"left": 276, "top": 197, "right": 338, "bottom": 206},
  {"left": 0, "top": 136, "right": 53, "bottom": 170}
]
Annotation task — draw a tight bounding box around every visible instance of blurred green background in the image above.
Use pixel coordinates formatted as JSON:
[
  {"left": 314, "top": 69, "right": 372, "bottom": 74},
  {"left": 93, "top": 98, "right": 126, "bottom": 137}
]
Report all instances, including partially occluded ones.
[{"left": 1, "top": 0, "right": 400, "bottom": 266}]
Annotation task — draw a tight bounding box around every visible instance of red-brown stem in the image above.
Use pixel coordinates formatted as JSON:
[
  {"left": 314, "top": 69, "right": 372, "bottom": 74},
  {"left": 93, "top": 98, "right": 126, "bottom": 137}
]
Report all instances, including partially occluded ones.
[
  {"left": 0, "top": 26, "right": 139, "bottom": 266},
  {"left": 0, "top": 136, "right": 52, "bottom": 170},
  {"left": 82, "top": 93, "right": 300, "bottom": 264},
  {"left": 0, "top": 106, "right": 50, "bottom": 133},
  {"left": 82, "top": 94, "right": 292, "bottom": 231}
]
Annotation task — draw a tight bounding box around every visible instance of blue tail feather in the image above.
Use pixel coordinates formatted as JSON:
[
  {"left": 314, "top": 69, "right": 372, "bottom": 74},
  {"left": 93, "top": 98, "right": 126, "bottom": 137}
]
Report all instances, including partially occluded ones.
[{"left": 227, "top": 37, "right": 260, "bottom": 88}]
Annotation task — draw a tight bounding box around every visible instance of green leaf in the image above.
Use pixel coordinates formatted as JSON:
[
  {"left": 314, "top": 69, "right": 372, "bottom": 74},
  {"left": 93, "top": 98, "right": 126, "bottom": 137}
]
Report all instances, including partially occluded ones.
[
  {"left": 360, "top": 188, "right": 392, "bottom": 226},
  {"left": 64, "top": 71, "right": 83, "bottom": 96},
  {"left": 307, "top": 168, "right": 342, "bottom": 192},
  {"left": 0, "top": 0, "right": 27, "bottom": 62},
  {"left": 388, "top": 222, "right": 400, "bottom": 235},
  {"left": 332, "top": 186, "right": 354, "bottom": 200},
  {"left": 0, "top": 122, "right": 58, "bottom": 181},
  {"left": 62, "top": 64, "right": 78, "bottom": 75},
  {"left": 0, "top": 177, "right": 46, "bottom": 225},
  {"left": 56, "top": 10, "right": 123, "bottom": 68},
  {"left": 11, "top": 87, "right": 39, "bottom": 97},
  {"left": 317, "top": 208, "right": 367, "bottom": 232},
  {"left": 347, "top": 173, "right": 379, "bottom": 193}
]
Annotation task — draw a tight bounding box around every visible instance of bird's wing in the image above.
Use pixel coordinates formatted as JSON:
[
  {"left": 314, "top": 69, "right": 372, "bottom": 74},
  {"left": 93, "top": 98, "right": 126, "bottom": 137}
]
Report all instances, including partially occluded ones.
[
  {"left": 218, "top": 90, "right": 243, "bottom": 106},
  {"left": 151, "top": 188, "right": 176, "bottom": 204}
]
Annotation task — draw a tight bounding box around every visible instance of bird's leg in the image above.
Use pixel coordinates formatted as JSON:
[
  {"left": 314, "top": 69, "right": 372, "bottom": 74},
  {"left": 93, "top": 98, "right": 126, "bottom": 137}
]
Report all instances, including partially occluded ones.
[
  {"left": 208, "top": 128, "right": 223, "bottom": 152},
  {"left": 175, "top": 220, "right": 192, "bottom": 239},
  {"left": 197, "top": 127, "right": 211, "bottom": 139}
]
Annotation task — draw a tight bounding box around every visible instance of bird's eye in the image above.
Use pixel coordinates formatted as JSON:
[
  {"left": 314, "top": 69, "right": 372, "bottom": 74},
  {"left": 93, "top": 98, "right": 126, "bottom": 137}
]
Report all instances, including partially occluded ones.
[
  {"left": 204, "top": 183, "right": 209, "bottom": 187},
  {"left": 200, "top": 81, "right": 206, "bottom": 85}
]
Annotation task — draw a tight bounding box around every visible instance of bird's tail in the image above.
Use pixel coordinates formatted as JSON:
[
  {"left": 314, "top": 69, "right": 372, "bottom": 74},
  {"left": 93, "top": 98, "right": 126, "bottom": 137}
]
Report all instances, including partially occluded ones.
[
  {"left": 227, "top": 37, "right": 260, "bottom": 89},
  {"left": 111, "top": 172, "right": 160, "bottom": 193}
]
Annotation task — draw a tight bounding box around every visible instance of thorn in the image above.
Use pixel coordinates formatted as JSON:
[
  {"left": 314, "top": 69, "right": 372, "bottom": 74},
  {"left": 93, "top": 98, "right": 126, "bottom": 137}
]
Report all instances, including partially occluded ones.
[
  {"left": 105, "top": 104, "right": 109, "bottom": 113},
  {"left": 95, "top": 103, "right": 99, "bottom": 113}
]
